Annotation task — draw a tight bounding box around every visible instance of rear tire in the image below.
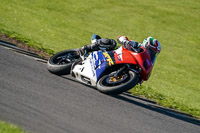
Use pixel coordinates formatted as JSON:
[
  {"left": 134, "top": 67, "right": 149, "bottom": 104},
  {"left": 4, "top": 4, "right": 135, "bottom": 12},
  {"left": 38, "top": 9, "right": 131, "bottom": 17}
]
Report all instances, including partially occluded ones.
[
  {"left": 47, "top": 49, "right": 79, "bottom": 75},
  {"left": 97, "top": 71, "right": 139, "bottom": 95}
]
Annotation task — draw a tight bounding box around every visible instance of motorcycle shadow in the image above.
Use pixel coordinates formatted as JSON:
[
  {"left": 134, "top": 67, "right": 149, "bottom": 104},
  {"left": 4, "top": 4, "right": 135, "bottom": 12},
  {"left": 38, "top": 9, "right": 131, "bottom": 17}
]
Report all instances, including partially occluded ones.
[
  {"left": 61, "top": 75, "right": 97, "bottom": 90},
  {"left": 60, "top": 75, "right": 200, "bottom": 126},
  {"left": 112, "top": 92, "right": 200, "bottom": 126}
]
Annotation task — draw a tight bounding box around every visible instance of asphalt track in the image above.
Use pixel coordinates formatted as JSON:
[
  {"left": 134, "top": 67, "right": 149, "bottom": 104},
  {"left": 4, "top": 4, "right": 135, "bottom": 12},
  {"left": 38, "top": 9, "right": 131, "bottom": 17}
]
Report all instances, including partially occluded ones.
[{"left": 0, "top": 45, "right": 200, "bottom": 133}]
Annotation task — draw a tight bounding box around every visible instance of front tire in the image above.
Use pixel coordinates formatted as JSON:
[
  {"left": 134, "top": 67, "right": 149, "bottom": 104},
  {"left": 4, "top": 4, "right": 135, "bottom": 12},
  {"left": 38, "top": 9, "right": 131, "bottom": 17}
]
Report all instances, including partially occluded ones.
[{"left": 97, "top": 71, "right": 139, "bottom": 95}]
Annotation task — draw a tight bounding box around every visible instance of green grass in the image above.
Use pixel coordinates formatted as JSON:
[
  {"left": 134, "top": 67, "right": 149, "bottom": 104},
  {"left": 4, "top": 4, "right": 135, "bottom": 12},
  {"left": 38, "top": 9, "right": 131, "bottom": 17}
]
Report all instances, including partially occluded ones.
[
  {"left": 0, "top": 0, "right": 200, "bottom": 118},
  {"left": 0, "top": 121, "right": 24, "bottom": 133}
]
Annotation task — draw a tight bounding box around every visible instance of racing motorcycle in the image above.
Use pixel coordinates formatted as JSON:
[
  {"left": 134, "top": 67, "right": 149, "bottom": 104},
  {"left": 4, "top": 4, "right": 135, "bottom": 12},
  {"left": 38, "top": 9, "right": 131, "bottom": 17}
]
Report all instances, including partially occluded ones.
[{"left": 47, "top": 35, "right": 154, "bottom": 94}]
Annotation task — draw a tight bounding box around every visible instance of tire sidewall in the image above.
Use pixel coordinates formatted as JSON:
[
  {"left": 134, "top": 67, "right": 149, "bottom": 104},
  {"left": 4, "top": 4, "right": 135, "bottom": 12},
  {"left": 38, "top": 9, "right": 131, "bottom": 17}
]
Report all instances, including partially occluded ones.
[
  {"left": 97, "top": 71, "right": 139, "bottom": 94},
  {"left": 47, "top": 49, "right": 78, "bottom": 75}
]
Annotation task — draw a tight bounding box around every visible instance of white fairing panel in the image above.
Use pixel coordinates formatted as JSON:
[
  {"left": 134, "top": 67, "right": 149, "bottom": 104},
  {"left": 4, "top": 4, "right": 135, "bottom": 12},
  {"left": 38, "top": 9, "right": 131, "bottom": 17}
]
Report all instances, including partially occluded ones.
[
  {"left": 72, "top": 54, "right": 97, "bottom": 86},
  {"left": 114, "top": 46, "right": 123, "bottom": 61},
  {"left": 72, "top": 47, "right": 123, "bottom": 86}
]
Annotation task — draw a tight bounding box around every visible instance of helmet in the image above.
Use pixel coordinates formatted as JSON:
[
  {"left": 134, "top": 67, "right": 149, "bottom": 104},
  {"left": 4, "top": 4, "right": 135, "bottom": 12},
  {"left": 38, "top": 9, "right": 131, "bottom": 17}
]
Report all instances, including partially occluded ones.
[
  {"left": 150, "top": 38, "right": 161, "bottom": 53},
  {"left": 146, "top": 37, "right": 161, "bottom": 54},
  {"left": 142, "top": 37, "right": 161, "bottom": 64}
]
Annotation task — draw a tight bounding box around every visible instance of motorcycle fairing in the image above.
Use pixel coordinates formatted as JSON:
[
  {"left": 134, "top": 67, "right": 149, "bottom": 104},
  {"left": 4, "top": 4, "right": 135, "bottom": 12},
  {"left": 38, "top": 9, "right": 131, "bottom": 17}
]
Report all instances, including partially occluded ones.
[
  {"left": 72, "top": 55, "right": 98, "bottom": 86},
  {"left": 114, "top": 46, "right": 138, "bottom": 65},
  {"left": 130, "top": 49, "right": 153, "bottom": 80},
  {"left": 91, "top": 51, "right": 107, "bottom": 80},
  {"left": 114, "top": 46, "right": 153, "bottom": 81},
  {"left": 92, "top": 50, "right": 118, "bottom": 80},
  {"left": 71, "top": 50, "right": 116, "bottom": 86},
  {"left": 72, "top": 46, "right": 153, "bottom": 86}
]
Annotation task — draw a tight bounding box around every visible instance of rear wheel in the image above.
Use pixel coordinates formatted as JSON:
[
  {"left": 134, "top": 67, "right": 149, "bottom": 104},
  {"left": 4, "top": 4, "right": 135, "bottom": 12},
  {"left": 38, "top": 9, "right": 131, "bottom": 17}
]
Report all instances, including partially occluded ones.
[
  {"left": 97, "top": 70, "right": 139, "bottom": 95},
  {"left": 47, "top": 49, "right": 80, "bottom": 75}
]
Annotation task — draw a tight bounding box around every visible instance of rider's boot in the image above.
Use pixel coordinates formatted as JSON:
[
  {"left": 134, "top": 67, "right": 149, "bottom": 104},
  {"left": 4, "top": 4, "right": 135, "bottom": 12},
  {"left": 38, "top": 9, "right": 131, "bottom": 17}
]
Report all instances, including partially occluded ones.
[{"left": 77, "top": 45, "right": 88, "bottom": 60}]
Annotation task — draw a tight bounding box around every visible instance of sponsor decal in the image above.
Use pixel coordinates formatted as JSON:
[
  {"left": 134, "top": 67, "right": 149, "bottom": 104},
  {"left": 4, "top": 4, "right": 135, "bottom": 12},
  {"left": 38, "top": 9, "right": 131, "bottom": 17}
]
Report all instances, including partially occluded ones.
[
  {"left": 146, "top": 59, "right": 151, "bottom": 66},
  {"left": 103, "top": 52, "right": 114, "bottom": 66},
  {"left": 113, "top": 51, "right": 122, "bottom": 61},
  {"left": 117, "top": 56, "right": 122, "bottom": 61},
  {"left": 89, "top": 59, "right": 96, "bottom": 77}
]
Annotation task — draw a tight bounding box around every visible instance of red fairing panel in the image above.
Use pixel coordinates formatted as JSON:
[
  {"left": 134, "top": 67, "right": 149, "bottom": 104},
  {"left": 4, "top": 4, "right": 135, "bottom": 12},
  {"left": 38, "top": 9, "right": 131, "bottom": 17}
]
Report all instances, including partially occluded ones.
[
  {"left": 114, "top": 47, "right": 153, "bottom": 81},
  {"left": 131, "top": 49, "right": 153, "bottom": 80},
  {"left": 114, "top": 47, "right": 137, "bottom": 65}
]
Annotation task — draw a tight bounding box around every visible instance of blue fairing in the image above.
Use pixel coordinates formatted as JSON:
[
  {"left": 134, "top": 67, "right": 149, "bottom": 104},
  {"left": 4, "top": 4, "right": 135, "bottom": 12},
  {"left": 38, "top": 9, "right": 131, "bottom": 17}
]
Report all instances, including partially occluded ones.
[{"left": 91, "top": 51, "right": 107, "bottom": 80}]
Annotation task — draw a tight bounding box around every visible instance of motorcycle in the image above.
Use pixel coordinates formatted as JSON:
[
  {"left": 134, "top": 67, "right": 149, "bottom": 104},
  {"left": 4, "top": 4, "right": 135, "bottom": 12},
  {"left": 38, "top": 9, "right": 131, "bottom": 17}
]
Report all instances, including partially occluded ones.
[{"left": 47, "top": 35, "right": 154, "bottom": 94}]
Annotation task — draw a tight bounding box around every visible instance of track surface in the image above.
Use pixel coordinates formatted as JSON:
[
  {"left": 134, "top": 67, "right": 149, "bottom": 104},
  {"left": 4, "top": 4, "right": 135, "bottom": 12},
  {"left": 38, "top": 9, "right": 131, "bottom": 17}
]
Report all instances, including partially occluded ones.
[{"left": 0, "top": 46, "right": 199, "bottom": 133}]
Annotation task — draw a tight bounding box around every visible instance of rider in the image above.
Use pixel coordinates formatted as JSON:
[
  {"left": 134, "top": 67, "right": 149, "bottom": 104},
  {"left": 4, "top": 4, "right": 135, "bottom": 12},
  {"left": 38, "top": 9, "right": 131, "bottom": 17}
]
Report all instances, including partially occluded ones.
[
  {"left": 77, "top": 34, "right": 161, "bottom": 64},
  {"left": 77, "top": 34, "right": 117, "bottom": 56}
]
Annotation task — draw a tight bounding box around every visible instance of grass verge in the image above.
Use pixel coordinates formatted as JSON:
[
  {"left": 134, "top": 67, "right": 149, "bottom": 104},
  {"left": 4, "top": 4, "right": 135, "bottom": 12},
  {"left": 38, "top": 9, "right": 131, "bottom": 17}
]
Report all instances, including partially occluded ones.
[
  {"left": 130, "top": 85, "right": 200, "bottom": 119},
  {"left": 0, "top": 121, "right": 25, "bottom": 133}
]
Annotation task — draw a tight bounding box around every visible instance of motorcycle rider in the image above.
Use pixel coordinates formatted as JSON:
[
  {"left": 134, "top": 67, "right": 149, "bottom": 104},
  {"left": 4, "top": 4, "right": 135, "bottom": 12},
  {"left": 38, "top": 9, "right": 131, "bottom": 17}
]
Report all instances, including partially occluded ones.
[
  {"left": 77, "top": 34, "right": 117, "bottom": 56},
  {"left": 77, "top": 34, "right": 161, "bottom": 64}
]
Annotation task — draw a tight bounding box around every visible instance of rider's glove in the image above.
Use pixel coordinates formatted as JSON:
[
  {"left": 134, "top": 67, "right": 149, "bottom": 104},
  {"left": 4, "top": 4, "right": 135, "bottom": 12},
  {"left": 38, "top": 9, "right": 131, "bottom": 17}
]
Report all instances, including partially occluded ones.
[
  {"left": 124, "top": 41, "right": 139, "bottom": 52},
  {"left": 117, "top": 36, "right": 129, "bottom": 45},
  {"left": 117, "top": 36, "right": 139, "bottom": 51}
]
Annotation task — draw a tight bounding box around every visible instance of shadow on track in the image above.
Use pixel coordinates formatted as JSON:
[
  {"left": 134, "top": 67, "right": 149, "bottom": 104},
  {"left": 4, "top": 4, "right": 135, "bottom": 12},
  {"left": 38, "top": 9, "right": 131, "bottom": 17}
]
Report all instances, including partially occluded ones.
[
  {"left": 61, "top": 75, "right": 97, "bottom": 90},
  {"left": 59, "top": 75, "right": 200, "bottom": 126},
  {"left": 111, "top": 93, "right": 200, "bottom": 126}
]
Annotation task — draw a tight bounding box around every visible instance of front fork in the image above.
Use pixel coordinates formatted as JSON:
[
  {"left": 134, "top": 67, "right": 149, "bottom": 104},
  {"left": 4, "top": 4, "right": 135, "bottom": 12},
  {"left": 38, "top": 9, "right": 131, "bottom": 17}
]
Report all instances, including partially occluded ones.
[
  {"left": 120, "top": 64, "right": 143, "bottom": 86},
  {"left": 109, "top": 64, "right": 140, "bottom": 78}
]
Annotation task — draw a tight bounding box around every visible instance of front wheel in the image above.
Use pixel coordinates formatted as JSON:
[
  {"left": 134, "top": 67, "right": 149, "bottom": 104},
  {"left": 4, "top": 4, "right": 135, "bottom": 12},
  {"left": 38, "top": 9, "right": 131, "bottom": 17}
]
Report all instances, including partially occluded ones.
[{"left": 97, "top": 71, "right": 139, "bottom": 95}]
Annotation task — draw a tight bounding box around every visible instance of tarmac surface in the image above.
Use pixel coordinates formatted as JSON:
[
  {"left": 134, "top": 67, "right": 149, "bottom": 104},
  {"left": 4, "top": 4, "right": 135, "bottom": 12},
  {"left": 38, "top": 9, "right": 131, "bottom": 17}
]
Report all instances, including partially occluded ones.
[{"left": 0, "top": 45, "right": 200, "bottom": 133}]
